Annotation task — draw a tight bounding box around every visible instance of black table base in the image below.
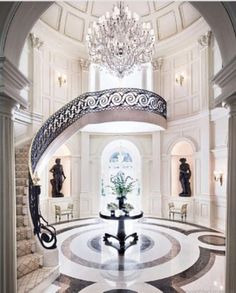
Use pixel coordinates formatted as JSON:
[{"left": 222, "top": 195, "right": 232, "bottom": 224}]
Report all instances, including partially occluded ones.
[{"left": 99, "top": 211, "right": 143, "bottom": 255}]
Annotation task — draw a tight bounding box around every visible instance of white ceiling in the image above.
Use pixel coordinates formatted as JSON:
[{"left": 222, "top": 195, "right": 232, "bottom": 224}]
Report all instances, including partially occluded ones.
[{"left": 40, "top": 1, "right": 201, "bottom": 45}]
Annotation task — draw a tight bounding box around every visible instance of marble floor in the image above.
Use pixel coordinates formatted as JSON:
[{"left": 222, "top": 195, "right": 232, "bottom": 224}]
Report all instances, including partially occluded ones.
[{"left": 46, "top": 217, "right": 225, "bottom": 293}]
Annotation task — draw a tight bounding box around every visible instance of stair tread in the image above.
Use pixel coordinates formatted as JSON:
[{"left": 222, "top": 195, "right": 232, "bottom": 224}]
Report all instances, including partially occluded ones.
[
  {"left": 17, "top": 239, "right": 35, "bottom": 246},
  {"left": 17, "top": 253, "right": 42, "bottom": 263},
  {"left": 17, "top": 266, "right": 59, "bottom": 293}
]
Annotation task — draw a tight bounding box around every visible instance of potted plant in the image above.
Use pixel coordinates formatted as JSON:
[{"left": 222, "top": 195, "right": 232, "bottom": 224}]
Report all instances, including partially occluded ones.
[{"left": 109, "top": 171, "right": 137, "bottom": 210}]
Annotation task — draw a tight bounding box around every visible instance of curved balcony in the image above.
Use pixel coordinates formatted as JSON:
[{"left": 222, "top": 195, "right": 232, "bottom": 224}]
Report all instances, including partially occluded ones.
[{"left": 28, "top": 87, "right": 167, "bottom": 249}]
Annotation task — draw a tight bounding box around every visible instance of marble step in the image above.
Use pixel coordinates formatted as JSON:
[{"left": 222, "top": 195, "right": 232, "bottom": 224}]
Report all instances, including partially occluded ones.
[
  {"left": 15, "top": 156, "right": 29, "bottom": 164},
  {"left": 16, "top": 164, "right": 28, "bottom": 172},
  {"left": 16, "top": 195, "right": 27, "bottom": 205},
  {"left": 17, "top": 215, "right": 29, "bottom": 227},
  {"left": 16, "top": 178, "right": 28, "bottom": 187},
  {"left": 17, "top": 253, "right": 43, "bottom": 279},
  {"left": 16, "top": 170, "right": 28, "bottom": 179},
  {"left": 17, "top": 239, "right": 36, "bottom": 257},
  {"left": 16, "top": 227, "right": 32, "bottom": 241},
  {"left": 16, "top": 186, "right": 28, "bottom": 196},
  {"left": 17, "top": 265, "right": 59, "bottom": 293},
  {"left": 16, "top": 204, "right": 28, "bottom": 216}
]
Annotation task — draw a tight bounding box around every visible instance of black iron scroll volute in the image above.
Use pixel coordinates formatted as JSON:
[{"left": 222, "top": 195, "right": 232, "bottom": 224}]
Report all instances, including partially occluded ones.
[{"left": 29, "top": 175, "right": 57, "bottom": 249}]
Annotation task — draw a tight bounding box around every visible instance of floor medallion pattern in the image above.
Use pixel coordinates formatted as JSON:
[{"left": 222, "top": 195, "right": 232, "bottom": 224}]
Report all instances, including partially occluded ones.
[{"left": 46, "top": 218, "right": 225, "bottom": 293}]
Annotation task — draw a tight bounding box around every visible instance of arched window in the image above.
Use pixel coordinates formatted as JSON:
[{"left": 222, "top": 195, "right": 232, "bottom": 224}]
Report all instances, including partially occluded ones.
[{"left": 101, "top": 140, "right": 141, "bottom": 211}]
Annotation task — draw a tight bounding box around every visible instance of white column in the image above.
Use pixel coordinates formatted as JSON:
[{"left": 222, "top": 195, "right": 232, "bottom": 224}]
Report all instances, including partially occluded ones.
[
  {"left": 141, "top": 64, "right": 153, "bottom": 91},
  {"left": 198, "top": 31, "right": 212, "bottom": 110},
  {"left": 29, "top": 33, "right": 43, "bottom": 114},
  {"left": 0, "top": 57, "right": 29, "bottom": 293},
  {"left": 225, "top": 96, "right": 236, "bottom": 293},
  {"left": 79, "top": 132, "right": 91, "bottom": 217},
  {"left": 0, "top": 96, "right": 18, "bottom": 293},
  {"left": 150, "top": 131, "right": 162, "bottom": 216}
]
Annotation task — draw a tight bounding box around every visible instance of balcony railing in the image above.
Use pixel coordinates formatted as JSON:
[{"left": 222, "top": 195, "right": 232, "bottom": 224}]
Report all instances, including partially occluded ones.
[{"left": 28, "top": 87, "right": 167, "bottom": 249}]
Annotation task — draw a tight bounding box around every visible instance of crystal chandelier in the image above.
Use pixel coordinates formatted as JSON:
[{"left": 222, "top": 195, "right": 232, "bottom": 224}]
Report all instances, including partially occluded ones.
[{"left": 86, "top": 2, "right": 155, "bottom": 78}]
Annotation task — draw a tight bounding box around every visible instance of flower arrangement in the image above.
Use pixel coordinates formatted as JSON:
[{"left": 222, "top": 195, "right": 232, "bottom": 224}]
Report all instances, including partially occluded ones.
[{"left": 109, "top": 171, "right": 137, "bottom": 199}]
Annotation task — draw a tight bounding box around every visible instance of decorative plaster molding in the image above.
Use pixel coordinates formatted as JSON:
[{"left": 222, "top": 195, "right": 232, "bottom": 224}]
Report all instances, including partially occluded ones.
[
  {"left": 0, "top": 57, "right": 29, "bottom": 107},
  {"left": 212, "top": 55, "right": 236, "bottom": 106},
  {"left": 152, "top": 57, "right": 164, "bottom": 70},
  {"left": 15, "top": 109, "right": 43, "bottom": 125},
  {"left": 79, "top": 58, "right": 90, "bottom": 70},
  {"left": 29, "top": 33, "right": 44, "bottom": 49},
  {"left": 198, "top": 31, "right": 212, "bottom": 47}
]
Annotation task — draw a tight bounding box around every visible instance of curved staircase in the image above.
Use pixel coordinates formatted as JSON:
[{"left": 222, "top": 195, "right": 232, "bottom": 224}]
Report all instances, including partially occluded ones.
[{"left": 15, "top": 144, "right": 59, "bottom": 293}]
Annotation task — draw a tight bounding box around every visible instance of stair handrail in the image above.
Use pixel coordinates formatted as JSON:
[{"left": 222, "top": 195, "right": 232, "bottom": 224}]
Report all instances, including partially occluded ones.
[{"left": 28, "top": 87, "right": 167, "bottom": 249}]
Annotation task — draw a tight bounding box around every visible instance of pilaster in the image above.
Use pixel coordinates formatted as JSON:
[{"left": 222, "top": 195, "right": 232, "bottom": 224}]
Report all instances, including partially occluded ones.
[
  {"left": 79, "top": 58, "right": 90, "bottom": 93},
  {"left": 198, "top": 31, "right": 212, "bottom": 110},
  {"left": 0, "top": 96, "right": 18, "bottom": 293},
  {"left": 0, "top": 57, "right": 29, "bottom": 293},
  {"left": 225, "top": 95, "right": 236, "bottom": 293},
  {"left": 152, "top": 57, "right": 163, "bottom": 95}
]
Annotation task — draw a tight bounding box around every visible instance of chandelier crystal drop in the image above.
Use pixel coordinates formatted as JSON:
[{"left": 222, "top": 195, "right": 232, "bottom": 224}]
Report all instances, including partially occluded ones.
[{"left": 86, "top": 2, "right": 155, "bottom": 78}]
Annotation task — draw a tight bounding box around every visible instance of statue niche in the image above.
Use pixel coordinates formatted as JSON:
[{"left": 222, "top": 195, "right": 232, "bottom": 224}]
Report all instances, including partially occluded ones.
[
  {"left": 179, "top": 158, "right": 191, "bottom": 197},
  {"left": 50, "top": 158, "right": 66, "bottom": 197}
]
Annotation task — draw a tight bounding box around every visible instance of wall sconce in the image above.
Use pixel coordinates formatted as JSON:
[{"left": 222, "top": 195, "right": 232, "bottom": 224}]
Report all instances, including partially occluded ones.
[
  {"left": 57, "top": 73, "right": 67, "bottom": 87},
  {"left": 214, "top": 170, "right": 223, "bottom": 186},
  {"left": 175, "top": 73, "right": 185, "bottom": 86}
]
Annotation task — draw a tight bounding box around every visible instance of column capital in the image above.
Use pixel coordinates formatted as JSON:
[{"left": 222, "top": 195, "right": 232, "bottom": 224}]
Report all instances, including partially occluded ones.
[
  {"left": 79, "top": 58, "right": 90, "bottom": 71},
  {"left": 213, "top": 56, "right": 236, "bottom": 107},
  {"left": 0, "top": 57, "right": 30, "bottom": 108},
  {"left": 152, "top": 57, "right": 163, "bottom": 71},
  {"left": 223, "top": 92, "right": 236, "bottom": 116},
  {"left": 0, "top": 95, "right": 19, "bottom": 118},
  {"left": 198, "top": 31, "right": 212, "bottom": 48},
  {"left": 29, "top": 33, "right": 44, "bottom": 49}
]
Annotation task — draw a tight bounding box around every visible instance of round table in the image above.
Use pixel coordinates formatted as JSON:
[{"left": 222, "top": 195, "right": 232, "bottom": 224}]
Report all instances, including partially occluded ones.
[{"left": 99, "top": 211, "right": 143, "bottom": 255}]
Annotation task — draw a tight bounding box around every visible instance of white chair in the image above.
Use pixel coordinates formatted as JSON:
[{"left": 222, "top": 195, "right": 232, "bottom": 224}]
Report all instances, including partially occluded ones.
[
  {"left": 169, "top": 203, "right": 187, "bottom": 221},
  {"left": 55, "top": 204, "right": 74, "bottom": 222}
]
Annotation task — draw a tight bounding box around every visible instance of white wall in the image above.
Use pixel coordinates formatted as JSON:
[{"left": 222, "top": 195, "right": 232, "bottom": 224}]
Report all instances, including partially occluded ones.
[{"left": 15, "top": 21, "right": 227, "bottom": 231}]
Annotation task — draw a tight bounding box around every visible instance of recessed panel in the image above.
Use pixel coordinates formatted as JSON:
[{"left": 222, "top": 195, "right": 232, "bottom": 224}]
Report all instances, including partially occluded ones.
[
  {"left": 154, "top": 1, "right": 172, "bottom": 11},
  {"left": 67, "top": 1, "right": 88, "bottom": 12},
  {"left": 157, "top": 11, "right": 177, "bottom": 40},
  {"left": 40, "top": 3, "right": 62, "bottom": 31},
  {"left": 179, "top": 2, "right": 201, "bottom": 28},
  {"left": 65, "top": 12, "right": 85, "bottom": 42},
  {"left": 43, "top": 97, "right": 51, "bottom": 119},
  {"left": 192, "top": 96, "right": 200, "bottom": 113},
  {"left": 173, "top": 100, "right": 188, "bottom": 117}
]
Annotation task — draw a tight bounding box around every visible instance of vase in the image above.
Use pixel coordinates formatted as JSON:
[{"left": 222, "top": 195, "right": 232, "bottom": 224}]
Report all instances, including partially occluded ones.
[{"left": 118, "top": 197, "right": 125, "bottom": 210}]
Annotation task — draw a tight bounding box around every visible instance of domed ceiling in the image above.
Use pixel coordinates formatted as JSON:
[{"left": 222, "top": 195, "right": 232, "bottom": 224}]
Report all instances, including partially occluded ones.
[{"left": 40, "top": 1, "right": 201, "bottom": 45}]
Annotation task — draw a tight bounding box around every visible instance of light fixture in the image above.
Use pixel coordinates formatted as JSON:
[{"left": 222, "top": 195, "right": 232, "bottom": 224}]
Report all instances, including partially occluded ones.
[
  {"left": 175, "top": 73, "right": 185, "bottom": 86},
  {"left": 86, "top": 2, "right": 155, "bottom": 78},
  {"left": 57, "top": 73, "right": 67, "bottom": 87},
  {"left": 214, "top": 170, "right": 223, "bottom": 186}
]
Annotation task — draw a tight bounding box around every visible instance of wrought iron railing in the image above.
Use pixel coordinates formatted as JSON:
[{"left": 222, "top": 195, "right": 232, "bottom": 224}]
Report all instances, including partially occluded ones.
[{"left": 28, "top": 87, "right": 167, "bottom": 249}]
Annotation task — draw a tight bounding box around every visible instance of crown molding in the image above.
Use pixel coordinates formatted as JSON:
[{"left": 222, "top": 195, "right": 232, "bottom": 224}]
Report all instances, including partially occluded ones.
[{"left": 0, "top": 57, "right": 30, "bottom": 108}]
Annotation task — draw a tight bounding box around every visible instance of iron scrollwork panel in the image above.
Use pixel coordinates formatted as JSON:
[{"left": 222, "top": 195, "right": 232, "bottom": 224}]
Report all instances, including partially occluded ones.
[
  {"left": 30, "top": 88, "right": 167, "bottom": 173},
  {"left": 29, "top": 175, "right": 57, "bottom": 249}
]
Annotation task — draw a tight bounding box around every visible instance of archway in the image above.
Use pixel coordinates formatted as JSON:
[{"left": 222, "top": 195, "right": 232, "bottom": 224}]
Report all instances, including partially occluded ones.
[
  {"left": 101, "top": 139, "right": 141, "bottom": 212},
  {"left": 170, "top": 140, "right": 195, "bottom": 197}
]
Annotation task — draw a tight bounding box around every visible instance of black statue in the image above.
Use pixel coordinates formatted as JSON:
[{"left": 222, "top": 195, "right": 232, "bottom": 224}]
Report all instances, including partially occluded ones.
[
  {"left": 179, "top": 158, "right": 191, "bottom": 197},
  {"left": 50, "top": 158, "right": 66, "bottom": 197}
]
